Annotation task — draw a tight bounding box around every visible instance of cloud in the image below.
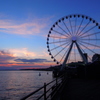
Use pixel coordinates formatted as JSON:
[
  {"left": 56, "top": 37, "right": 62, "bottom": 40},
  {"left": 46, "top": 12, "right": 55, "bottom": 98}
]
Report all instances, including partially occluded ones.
[
  {"left": 9, "top": 48, "right": 36, "bottom": 58},
  {"left": 8, "top": 48, "right": 50, "bottom": 59},
  {"left": 14, "top": 58, "right": 51, "bottom": 63},
  {"left": 0, "top": 50, "right": 15, "bottom": 62},
  {"left": 0, "top": 48, "right": 52, "bottom": 64},
  {"left": 0, "top": 50, "right": 55, "bottom": 69},
  {"left": 0, "top": 17, "right": 50, "bottom": 35},
  {"left": 0, "top": 49, "right": 54, "bottom": 69}
]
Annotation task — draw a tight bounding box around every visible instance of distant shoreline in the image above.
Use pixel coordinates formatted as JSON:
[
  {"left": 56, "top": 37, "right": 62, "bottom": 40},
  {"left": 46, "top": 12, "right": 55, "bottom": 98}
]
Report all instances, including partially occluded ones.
[
  {"left": 0, "top": 68, "right": 53, "bottom": 71},
  {"left": 19, "top": 68, "right": 53, "bottom": 71}
]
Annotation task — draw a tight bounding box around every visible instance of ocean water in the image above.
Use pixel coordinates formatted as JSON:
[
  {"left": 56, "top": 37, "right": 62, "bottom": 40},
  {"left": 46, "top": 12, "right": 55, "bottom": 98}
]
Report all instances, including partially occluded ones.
[{"left": 0, "top": 70, "right": 53, "bottom": 100}]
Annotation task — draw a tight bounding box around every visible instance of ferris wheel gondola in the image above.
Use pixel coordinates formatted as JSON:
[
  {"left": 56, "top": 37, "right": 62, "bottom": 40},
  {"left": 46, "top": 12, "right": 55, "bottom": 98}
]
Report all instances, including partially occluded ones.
[{"left": 47, "top": 14, "right": 100, "bottom": 67}]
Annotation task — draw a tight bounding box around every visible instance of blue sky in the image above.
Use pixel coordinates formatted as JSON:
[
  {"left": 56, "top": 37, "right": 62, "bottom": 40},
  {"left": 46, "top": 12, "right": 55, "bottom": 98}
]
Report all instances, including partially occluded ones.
[{"left": 0, "top": 0, "right": 100, "bottom": 69}]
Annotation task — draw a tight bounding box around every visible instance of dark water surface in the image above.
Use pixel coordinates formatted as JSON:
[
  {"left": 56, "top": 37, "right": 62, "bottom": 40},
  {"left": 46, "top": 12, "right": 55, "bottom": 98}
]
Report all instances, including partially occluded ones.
[{"left": 0, "top": 70, "right": 53, "bottom": 100}]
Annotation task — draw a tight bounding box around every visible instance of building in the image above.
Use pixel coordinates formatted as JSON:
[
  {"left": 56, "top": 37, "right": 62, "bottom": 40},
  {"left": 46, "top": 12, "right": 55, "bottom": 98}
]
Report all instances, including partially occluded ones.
[{"left": 92, "top": 54, "right": 100, "bottom": 62}]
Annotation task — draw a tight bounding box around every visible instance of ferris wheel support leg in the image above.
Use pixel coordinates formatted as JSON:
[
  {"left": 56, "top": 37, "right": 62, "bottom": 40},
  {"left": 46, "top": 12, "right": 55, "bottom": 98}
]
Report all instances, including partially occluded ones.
[
  {"left": 75, "top": 42, "right": 88, "bottom": 64},
  {"left": 60, "top": 42, "right": 74, "bottom": 71}
]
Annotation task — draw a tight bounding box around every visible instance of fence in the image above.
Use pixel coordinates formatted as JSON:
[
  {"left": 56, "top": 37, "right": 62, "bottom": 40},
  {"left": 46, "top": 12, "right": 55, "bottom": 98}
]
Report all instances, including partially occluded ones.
[{"left": 20, "top": 73, "right": 68, "bottom": 100}]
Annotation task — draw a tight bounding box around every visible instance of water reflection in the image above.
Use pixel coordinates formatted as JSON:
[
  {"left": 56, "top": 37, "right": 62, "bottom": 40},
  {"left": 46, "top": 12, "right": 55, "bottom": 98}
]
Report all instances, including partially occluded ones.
[{"left": 0, "top": 71, "right": 53, "bottom": 100}]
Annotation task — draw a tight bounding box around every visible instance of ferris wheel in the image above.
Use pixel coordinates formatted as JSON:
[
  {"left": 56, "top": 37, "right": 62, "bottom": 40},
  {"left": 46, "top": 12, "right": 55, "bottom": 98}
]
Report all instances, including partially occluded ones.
[{"left": 47, "top": 14, "right": 100, "bottom": 67}]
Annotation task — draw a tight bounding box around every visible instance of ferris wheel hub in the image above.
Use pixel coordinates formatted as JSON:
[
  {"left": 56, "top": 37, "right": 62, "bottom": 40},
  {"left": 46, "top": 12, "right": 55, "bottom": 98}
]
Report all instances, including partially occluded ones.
[
  {"left": 72, "top": 40, "right": 76, "bottom": 42},
  {"left": 72, "top": 36, "right": 77, "bottom": 42}
]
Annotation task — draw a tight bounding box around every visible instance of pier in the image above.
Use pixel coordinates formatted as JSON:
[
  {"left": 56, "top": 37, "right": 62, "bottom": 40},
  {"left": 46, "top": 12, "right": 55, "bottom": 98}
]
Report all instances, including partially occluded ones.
[
  {"left": 20, "top": 64, "right": 100, "bottom": 100},
  {"left": 61, "top": 78, "right": 100, "bottom": 100},
  {"left": 20, "top": 72, "right": 68, "bottom": 100},
  {"left": 20, "top": 73, "right": 100, "bottom": 100}
]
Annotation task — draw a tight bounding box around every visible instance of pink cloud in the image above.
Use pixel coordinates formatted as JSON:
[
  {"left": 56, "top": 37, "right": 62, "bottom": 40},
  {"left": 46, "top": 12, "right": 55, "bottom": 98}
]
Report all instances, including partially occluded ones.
[
  {"left": 0, "top": 17, "right": 49, "bottom": 35},
  {"left": 9, "top": 48, "right": 36, "bottom": 58},
  {"left": 0, "top": 50, "right": 15, "bottom": 64},
  {"left": 8, "top": 48, "right": 51, "bottom": 59},
  {"left": 0, "top": 49, "right": 54, "bottom": 69},
  {"left": 0, "top": 60, "right": 55, "bottom": 69}
]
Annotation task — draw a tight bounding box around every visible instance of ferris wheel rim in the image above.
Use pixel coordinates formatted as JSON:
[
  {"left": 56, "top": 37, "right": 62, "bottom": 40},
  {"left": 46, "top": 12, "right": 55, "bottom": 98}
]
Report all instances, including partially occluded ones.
[{"left": 47, "top": 14, "right": 100, "bottom": 65}]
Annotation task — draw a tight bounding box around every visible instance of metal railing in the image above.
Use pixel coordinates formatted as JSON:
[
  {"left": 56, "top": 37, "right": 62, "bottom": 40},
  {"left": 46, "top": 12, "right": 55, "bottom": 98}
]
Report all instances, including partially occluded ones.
[{"left": 20, "top": 73, "right": 68, "bottom": 100}]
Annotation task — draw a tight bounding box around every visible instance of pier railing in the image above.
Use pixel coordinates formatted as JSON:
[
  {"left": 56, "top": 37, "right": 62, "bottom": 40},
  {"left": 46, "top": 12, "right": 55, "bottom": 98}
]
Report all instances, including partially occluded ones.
[{"left": 20, "top": 73, "right": 68, "bottom": 100}]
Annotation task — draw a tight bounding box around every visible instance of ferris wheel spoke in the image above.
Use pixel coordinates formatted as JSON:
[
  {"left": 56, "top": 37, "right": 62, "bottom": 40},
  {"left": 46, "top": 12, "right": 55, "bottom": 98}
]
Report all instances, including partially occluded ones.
[
  {"left": 81, "top": 41, "right": 100, "bottom": 48},
  {"left": 74, "top": 44, "right": 76, "bottom": 62},
  {"left": 54, "top": 43, "right": 70, "bottom": 58},
  {"left": 80, "top": 47, "right": 92, "bottom": 61},
  {"left": 57, "top": 24, "right": 70, "bottom": 37},
  {"left": 88, "top": 56, "right": 92, "bottom": 62},
  {"left": 68, "top": 50, "right": 72, "bottom": 62},
  {"left": 52, "top": 30, "right": 68, "bottom": 37},
  {"left": 69, "top": 18, "right": 73, "bottom": 35},
  {"left": 81, "top": 32, "right": 100, "bottom": 38},
  {"left": 78, "top": 43, "right": 92, "bottom": 62},
  {"left": 79, "top": 44, "right": 85, "bottom": 53},
  {"left": 73, "top": 17, "right": 77, "bottom": 35},
  {"left": 79, "top": 26, "right": 96, "bottom": 37},
  {"left": 79, "top": 42, "right": 96, "bottom": 53},
  {"left": 82, "top": 39, "right": 100, "bottom": 40},
  {"left": 59, "top": 46, "right": 70, "bottom": 63},
  {"left": 50, "top": 35, "right": 67, "bottom": 39},
  {"left": 48, "top": 40, "right": 68, "bottom": 44},
  {"left": 76, "top": 17, "right": 84, "bottom": 35},
  {"left": 77, "top": 20, "right": 91, "bottom": 36},
  {"left": 62, "top": 20, "right": 72, "bottom": 36},
  {"left": 50, "top": 42, "right": 70, "bottom": 51}
]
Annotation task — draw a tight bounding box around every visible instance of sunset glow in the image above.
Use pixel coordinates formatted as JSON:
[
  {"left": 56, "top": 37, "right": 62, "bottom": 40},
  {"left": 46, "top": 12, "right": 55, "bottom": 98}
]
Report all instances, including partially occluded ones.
[{"left": 0, "top": 0, "right": 100, "bottom": 69}]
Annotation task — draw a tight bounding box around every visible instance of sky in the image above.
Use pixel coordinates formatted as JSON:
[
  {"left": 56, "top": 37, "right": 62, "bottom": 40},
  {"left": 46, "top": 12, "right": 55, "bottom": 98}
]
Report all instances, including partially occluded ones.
[{"left": 0, "top": 0, "right": 100, "bottom": 69}]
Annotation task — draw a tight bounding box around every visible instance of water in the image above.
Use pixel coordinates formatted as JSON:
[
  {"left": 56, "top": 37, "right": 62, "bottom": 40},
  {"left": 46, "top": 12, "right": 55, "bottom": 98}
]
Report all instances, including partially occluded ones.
[{"left": 0, "top": 70, "right": 53, "bottom": 100}]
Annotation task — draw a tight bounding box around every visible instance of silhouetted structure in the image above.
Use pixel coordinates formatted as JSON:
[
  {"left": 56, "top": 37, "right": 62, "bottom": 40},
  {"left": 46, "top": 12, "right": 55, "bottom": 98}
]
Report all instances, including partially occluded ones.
[{"left": 92, "top": 54, "right": 100, "bottom": 62}]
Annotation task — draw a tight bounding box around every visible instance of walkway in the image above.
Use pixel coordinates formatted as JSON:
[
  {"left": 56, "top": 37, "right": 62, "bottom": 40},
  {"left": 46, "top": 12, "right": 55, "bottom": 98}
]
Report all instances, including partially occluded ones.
[{"left": 60, "top": 78, "right": 100, "bottom": 100}]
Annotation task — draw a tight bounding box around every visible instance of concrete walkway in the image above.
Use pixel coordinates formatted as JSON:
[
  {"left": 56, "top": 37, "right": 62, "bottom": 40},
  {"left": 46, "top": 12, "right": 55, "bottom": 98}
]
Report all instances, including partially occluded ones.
[{"left": 61, "top": 78, "right": 100, "bottom": 100}]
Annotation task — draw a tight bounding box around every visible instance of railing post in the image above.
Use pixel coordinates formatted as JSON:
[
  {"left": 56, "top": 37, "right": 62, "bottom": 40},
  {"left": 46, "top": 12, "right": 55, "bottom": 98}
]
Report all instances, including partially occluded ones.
[
  {"left": 56, "top": 77, "right": 58, "bottom": 87},
  {"left": 44, "top": 83, "right": 46, "bottom": 100}
]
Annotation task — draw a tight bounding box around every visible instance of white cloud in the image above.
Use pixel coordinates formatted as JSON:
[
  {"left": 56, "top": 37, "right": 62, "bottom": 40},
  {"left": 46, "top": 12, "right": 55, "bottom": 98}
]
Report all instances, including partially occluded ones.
[
  {"left": 0, "top": 17, "right": 50, "bottom": 35},
  {"left": 8, "top": 48, "right": 51, "bottom": 59},
  {"left": 8, "top": 48, "right": 36, "bottom": 58}
]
